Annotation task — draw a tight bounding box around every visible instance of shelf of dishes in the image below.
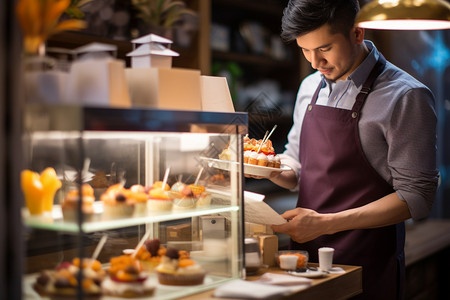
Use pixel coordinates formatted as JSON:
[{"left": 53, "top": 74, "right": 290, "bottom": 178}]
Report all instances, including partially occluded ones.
[
  {"left": 24, "top": 272, "right": 236, "bottom": 300},
  {"left": 22, "top": 203, "right": 240, "bottom": 233}
]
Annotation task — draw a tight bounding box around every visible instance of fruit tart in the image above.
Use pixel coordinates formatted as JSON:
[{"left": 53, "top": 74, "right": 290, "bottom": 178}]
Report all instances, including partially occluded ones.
[{"left": 101, "top": 255, "right": 155, "bottom": 298}]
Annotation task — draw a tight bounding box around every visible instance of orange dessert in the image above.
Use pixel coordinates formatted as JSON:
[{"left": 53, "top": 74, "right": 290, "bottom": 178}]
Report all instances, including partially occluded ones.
[
  {"left": 156, "top": 248, "right": 206, "bottom": 286},
  {"left": 102, "top": 255, "right": 155, "bottom": 298},
  {"left": 33, "top": 257, "right": 106, "bottom": 299},
  {"left": 148, "top": 186, "right": 173, "bottom": 212},
  {"left": 100, "top": 184, "right": 136, "bottom": 219},
  {"left": 61, "top": 184, "right": 96, "bottom": 222}
]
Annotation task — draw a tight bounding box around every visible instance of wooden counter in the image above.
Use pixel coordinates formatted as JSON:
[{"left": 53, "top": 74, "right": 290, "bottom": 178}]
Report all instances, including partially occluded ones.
[{"left": 180, "top": 264, "right": 362, "bottom": 300}]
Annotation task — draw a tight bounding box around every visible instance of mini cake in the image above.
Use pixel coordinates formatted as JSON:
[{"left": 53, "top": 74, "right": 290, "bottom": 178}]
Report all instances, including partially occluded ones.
[
  {"left": 256, "top": 152, "right": 268, "bottom": 166},
  {"left": 134, "top": 238, "right": 167, "bottom": 272},
  {"left": 273, "top": 155, "right": 281, "bottom": 168},
  {"left": 248, "top": 151, "right": 259, "bottom": 165},
  {"left": 100, "top": 184, "right": 135, "bottom": 220},
  {"left": 61, "top": 184, "right": 96, "bottom": 222},
  {"left": 102, "top": 255, "right": 155, "bottom": 298},
  {"left": 243, "top": 150, "right": 252, "bottom": 164},
  {"left": 125, "top": 184, "right": 149, "bottom": 216},
  {"left": 34, "top": 258, "right": 106, "bottom": 299},
  {"left": 188, "top": 184, "right": 211, "bottom": 208},
  {"left": 156, "top": 248, "right": 206, "bottom": 286},
  {"left": 171, "top": 184, "right": 197, "bottom": 210},
  {"left": 148, "top": 187, "right": 173, "bottom": 212},
  {"left": 267, "top": 155, "right": 275, "bottom": 168}
]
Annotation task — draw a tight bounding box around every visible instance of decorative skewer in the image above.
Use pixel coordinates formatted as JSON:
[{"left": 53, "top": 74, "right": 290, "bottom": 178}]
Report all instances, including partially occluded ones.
[
  {"left": 88, "top": 234, "right": 108, "bottom": 268},
  {"left": 132, "top": 229, "right": 152, "bottom": 258},
  {"left": 257, "top": 131, "right": 269, "bottom": 153},
  {"left": 161, "top": 167, "right": 170, "bottom": 190},
  {"left": 194, "top": 167, "right": 204, "bottom": 186},
  {"left": 263, "top": 125, "right": 278, "bottom": 144}
]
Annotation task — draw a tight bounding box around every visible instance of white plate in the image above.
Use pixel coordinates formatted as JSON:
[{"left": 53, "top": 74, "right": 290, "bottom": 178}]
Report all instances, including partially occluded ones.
[
  {"left": 201, "top": 157, "right": 291, "bottom": 177},
  {"left": 287, "top": 269, "right": 327, "bottom": 278}
]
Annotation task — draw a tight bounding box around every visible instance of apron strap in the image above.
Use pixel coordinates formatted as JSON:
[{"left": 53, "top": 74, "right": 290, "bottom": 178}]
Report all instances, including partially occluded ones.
[{"left": 352, "top": 53, "right": 387, "bottom": 113}]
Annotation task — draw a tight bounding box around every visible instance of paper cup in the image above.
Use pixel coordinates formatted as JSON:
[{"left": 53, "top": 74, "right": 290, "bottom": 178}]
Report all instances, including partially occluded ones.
[{"left": 318, "top": 247, "right": 334, "bottom": 271}]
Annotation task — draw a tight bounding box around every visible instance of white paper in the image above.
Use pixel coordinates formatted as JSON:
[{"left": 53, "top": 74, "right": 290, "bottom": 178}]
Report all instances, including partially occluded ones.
[{"left": 245, "top": 192, "right": 287, "bottom": 225}]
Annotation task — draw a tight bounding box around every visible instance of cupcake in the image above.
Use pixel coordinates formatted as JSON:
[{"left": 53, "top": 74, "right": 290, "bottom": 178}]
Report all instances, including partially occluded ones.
[
  {"left": 100, "top": 184, "right": 135, "bottom": 220},
  {"left": 148, "top": 187, "right": 173, "bottom": 212},
  {"left": 256, "top": 153, "right": 268, "bottom": 166},
  {"left": 156, "top": 248, "right": 206, "bottom": 286},
  {"left": 34, "top": 258, "right": 106, "bottom": 299},
  {"left": 61, "top": 184, "right": 96, "bottom": 222},
  {"left": 102, "top": 255, "right": 155, "bottom": 298}
]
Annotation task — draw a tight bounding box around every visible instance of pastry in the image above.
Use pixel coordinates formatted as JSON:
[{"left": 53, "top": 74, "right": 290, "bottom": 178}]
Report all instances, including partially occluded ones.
[
  {"left": 256, "top": 152, "right": 268, "bottom": 166},
  {"left": 33, "top": 258, "right": 106, "bottom": 299},
  {"left": 61, "top": 184, "right": 96, "bottom": 222},
  {"left": 156, "top": 248, "right": 206, "bottom": 286},
  {"left": 171, "top": 184, "right": 197, "bottom": 210},
  {"left": 125, "top": 184, "right": 149, "bottom": 216},
  {"left": 148, "top": 187, "right": 173, "bottom": 212},
  {"left": 133, "top": 238, "right": 167, "bottom": 272},
  {"left": 248, "top": 151, "right": 258, "bottom": 165},
  {"left": 100, "top": 184, "right": 135, "bottom": 219},
  {"left": 102, "top": 255, "right": 155, "bottom": 298}
]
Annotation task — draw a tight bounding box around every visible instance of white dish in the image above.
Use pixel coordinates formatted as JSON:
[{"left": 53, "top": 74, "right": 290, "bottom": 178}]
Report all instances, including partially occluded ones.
[
  {"left": 287, "top": 269, "right": 327, "bottom": 278},
  {"left": 201, "top": 157, "right": 291, "bottom": 177}
]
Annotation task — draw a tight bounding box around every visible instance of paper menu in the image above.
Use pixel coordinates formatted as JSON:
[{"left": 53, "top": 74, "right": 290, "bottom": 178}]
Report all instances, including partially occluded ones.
[{"left": 244, "top": 191, "right": 287, "bottom": 225}]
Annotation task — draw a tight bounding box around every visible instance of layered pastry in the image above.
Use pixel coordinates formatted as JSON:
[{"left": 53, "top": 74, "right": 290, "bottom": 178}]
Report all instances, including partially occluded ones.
[
  {"left": 102, "top": 255, "right": 155, "bottom": 298},
  {"left": 148, "top": 186, "right": 173, "bottom": 212},
  {"left": 256, "top": 152, "right": 268, "bottom": 166},
  {"left": 61, "top": 184, "right": 96, "bottom": 222},
  {"left": 156, "top": 248, "right": 206, "bottom": 286},
  {"left": 33, "top": 258, "right": 106, "bottom": 299},
  {"left": 100, "top": 184, "right": 135, "bottom": 219}
]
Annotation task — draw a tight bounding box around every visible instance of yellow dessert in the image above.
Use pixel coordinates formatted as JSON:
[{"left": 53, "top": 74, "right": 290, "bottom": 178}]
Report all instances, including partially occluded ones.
[
  {"left": 40, "top": 167, "right": 62, "bottom": 212},
  {"left": 21, "top": 170, "right": 45, "bottom": 215}
]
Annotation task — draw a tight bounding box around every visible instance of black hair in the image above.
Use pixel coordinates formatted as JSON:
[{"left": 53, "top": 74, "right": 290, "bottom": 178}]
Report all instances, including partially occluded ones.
[{"left": 281, "top": 0, "right": 360, "bottom": 42}]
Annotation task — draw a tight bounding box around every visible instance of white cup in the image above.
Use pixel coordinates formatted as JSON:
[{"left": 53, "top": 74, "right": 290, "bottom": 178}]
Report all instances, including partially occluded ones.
[
  {"left": 279, "top": 254, "right": 298, "bottom": 270},
  {"left": 318, "top": 247, "right": 335, "bottom": 272}
]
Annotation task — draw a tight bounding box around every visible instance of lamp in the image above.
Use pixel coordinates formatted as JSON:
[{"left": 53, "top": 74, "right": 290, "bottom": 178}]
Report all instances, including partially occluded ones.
[{"left": 356, "top": 0, "right": 450, "bottom": 30}]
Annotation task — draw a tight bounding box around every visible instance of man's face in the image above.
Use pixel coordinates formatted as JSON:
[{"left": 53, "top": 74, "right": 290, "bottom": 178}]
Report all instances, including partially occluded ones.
[{"left": 296, "top": 24, "right": 362, "bottom": 82}]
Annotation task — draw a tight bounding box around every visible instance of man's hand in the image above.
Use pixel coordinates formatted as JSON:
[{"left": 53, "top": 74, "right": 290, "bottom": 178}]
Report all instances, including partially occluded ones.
[{"left": 271, "top": 207, "right": 330, "bottom": 243}]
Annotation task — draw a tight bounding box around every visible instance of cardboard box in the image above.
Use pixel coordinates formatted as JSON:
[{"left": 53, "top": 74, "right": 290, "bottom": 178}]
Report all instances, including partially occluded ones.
[
  {"left": 257, "top": 234, "right": 279, "bottom": 267},
  {"left": 201, "top": 75, "right": 235, "bottom": 112},
  {"left": 126, "top": 67, "right": 202, "bottom": 110},
  {"left": 65, "top": 58, "right": 131, "bottom": 107},
  {"left": 166, "top": 223, "right": 192, "bottom": 241}
]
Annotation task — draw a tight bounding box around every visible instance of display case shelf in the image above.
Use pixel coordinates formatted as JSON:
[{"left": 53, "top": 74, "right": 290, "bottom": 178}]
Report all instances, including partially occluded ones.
[{"left": 23, "top": 204, "right": 240, "bottom": 233}]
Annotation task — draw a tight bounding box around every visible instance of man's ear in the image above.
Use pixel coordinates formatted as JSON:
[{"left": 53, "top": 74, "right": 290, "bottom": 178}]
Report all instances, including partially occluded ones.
[{"left": 354, "top": 27, "right": 365, "bottom": 44}]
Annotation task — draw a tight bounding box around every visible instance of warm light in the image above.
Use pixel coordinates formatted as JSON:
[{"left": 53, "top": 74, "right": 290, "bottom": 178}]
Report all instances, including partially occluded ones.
[{"left": 357, "top": 0, "right": 450, "bottom": 30}]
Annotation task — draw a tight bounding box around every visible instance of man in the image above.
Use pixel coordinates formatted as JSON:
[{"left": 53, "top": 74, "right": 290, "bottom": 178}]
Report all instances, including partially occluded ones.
[{"left": 263, "top": 1, "right": 438, "bottom": 299}]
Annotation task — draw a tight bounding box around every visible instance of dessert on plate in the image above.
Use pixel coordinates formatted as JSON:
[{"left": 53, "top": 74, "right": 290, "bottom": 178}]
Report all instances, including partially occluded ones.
[
  {"left": 61, "top": 184, "right": 96, "bottom": 222},
  {"left": 100, "top": 184, "right": 136, "bottom": 219},
  {"left": 102, "top": 255, "right": 155, "bottom": 298},
  {"left": 33, "top": 257, "right": 106, "bottom": 299},
  {"left": 147, "top": 182, "right": 173, "bottom": 212},
  {"left": 156, "top": 248, "right": 206, "bottom": 286}
]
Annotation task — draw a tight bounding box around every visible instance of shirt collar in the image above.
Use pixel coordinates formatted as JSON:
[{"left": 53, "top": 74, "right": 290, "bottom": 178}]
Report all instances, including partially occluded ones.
[{"left": 348, "top": 40, "right": 379, "bottom": 88}]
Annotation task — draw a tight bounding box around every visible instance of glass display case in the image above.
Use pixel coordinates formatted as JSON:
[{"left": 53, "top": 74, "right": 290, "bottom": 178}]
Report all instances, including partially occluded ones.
[{"left": 21, "top": 104, "right": 247, "bottom": 299}]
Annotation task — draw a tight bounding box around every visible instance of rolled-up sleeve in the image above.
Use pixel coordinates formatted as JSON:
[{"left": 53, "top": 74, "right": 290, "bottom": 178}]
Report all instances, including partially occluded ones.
[{"left": 387, "top": 87, "right": 439, "bottom": 220}]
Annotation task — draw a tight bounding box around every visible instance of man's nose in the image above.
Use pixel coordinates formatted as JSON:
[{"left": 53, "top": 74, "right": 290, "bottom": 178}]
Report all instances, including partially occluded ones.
[{"left": 310, "top": 52, "right": 322, "bottom": 70}]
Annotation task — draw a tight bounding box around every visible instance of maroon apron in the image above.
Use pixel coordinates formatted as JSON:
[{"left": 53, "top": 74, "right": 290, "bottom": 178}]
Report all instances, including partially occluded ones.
[{"left": 293, "top": 54, "right": 405, "bottom": 300}]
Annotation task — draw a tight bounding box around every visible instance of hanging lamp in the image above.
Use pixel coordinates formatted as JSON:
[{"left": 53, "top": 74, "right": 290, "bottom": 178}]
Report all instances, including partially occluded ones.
[{"left": 356, "top": 0, "right": 450, "bottom": 30}]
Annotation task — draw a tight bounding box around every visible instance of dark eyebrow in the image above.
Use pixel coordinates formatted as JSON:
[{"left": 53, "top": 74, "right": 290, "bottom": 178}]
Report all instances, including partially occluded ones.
[{"left": 300, "top": 43, "right": 332, "bottom": 51}]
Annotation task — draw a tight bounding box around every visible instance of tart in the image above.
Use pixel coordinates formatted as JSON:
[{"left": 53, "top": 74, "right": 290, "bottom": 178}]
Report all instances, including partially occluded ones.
[
  {"left": 156, "top": 248, "right": 206, "bottom": 286},
  {"left": 102, "top": 255, "right": 155, "bottom": 298},
  {"left": 148, "top": 187, "right": 173, "bottom": 212},
  {"left": 100, "top": 184, "right": 135, "bottom": 220}
]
